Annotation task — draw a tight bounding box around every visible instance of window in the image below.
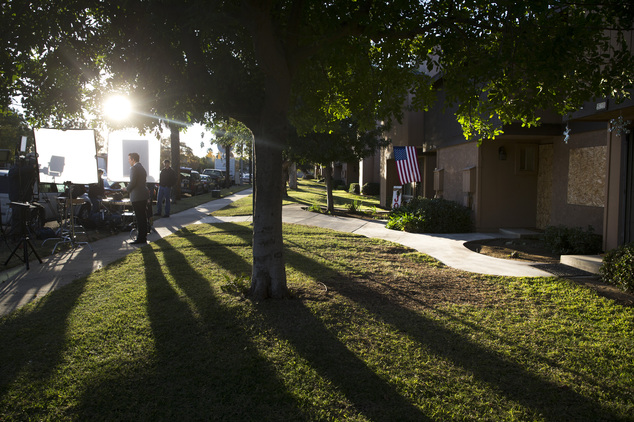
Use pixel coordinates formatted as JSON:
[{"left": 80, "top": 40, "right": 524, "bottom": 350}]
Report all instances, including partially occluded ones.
[{"left": 516, "top": 144, "right": 537, "bottom": 174}]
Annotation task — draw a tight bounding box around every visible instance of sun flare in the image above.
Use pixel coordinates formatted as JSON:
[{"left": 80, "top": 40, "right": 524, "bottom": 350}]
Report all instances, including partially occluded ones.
[{"left": 103, "top": 95, "right": 132, "bottom": 121}]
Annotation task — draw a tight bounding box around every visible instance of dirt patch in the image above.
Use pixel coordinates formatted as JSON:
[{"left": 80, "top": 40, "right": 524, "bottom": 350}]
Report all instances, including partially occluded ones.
[
  {"left": 465, "top": 237, "right": 560, "bottom": 264},
  {"left": 572, "top": 277, "right": 634, "bottom": 306}
]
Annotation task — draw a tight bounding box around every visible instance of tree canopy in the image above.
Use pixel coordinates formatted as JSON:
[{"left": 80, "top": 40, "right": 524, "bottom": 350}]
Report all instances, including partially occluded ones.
[
  {"left": 2, "top": 0, "right": 633, "bottom": 299},
  {"left": 0, "top": 110, "right": 34, "bottom": 153},
  {"left": 428, "top": 1, "right": 634, "bottom": 140}
]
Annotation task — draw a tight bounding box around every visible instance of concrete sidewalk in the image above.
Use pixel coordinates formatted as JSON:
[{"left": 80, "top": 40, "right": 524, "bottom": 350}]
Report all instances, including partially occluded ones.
[
  {"left": 1, "top": 187, "right": 555, "bottom": 317},
  {"left": 202, "top": 205, "right": 554, "bottom": 279}
]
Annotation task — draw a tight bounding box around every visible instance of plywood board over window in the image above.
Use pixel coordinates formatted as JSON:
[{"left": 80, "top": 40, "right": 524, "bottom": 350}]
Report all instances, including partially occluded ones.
[{"left": 567, "top": 146, "right": 607, "bottom": 207}]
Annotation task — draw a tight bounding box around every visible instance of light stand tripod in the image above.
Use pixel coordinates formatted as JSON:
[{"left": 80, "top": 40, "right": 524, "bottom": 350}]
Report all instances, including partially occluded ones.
[
  {"left": 49, "top": 182, "right": 93, "bottom": 253},
  {"left": 4, "top": 202, "right": 42, "bottom": 270}
]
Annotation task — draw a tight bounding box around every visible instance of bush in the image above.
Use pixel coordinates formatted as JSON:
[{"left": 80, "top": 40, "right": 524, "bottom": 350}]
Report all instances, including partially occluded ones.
[
  {"left": 361, "top": 182, "right": 380, "bottom": 196},
  {"left": 307, "top": 203, "right": 322, "bottom": 213},
  {"left": 600, "top": 243, "right": 634, "bottom": 292},
  {"left": 349, "top": 183, "right": 360, "bottom": 194},
  {"left": 386, "top": 197, "right": 473, "bottom": 233},
  {"left": 542, "top": 225, "right": 602, "bottom": 255},
  {"left": 347, "top": 200, "right": 362, "bottom": 213}
]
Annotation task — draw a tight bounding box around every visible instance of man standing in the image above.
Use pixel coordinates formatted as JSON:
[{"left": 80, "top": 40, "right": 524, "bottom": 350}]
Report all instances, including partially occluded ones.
[
  {"left": 155, "top": 159, "right": 177, "bottom": 218},
  {"left": 123, "top": 152, "right": 150, "bottom": 245}
]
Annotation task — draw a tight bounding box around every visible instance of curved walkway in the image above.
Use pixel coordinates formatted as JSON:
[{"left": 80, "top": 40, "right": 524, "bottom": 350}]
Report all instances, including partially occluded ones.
[
  {"left": 202, "top": 205, "right": 553, "bottom": 279},
  {"left": 1, "top": 188, "right": 552, "bottom": 317}
]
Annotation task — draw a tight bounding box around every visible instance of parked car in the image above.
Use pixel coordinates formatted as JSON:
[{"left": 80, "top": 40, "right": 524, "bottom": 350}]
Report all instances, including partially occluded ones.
[
  {"left": 199, "top": 174, "right": 213, "bottom": 192},
  {"left": 203, "top": 168, "right": 233, "bottom": 187},
  {"left": 180, "top": 168, "right": 204, "bottom": 195},
  {"left": 202, "top": 168, "right": 220, "bottom": 177},
  {"left": 202, "top": 168, "right": 225, "bottom": 181}
]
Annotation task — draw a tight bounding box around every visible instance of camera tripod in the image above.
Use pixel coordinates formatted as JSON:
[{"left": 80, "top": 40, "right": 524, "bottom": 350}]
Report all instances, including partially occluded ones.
[{"left": 4, "top": 202, "right": 42, "bottom": 270}]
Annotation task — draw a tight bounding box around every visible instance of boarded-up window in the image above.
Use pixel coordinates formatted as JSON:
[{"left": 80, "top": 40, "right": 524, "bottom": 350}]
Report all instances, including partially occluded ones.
[{"left": 567, "top": 146, "right": 607, "bottom": 207}]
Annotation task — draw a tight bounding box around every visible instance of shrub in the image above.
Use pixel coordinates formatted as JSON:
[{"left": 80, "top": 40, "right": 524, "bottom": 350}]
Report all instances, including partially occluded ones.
[
  {"left": 347, "top": 200, "right": 362, "bottom": 213},
  {"left": 386, "top": 197, "right": 473, "bottom": 233},
  {"left": 307, "top": 203, "right": 322, "bottom": 213},
  {"left": 600, "top": 243, "right": 634, "bottom": 293},
  {"left": 542, "top": 225, "right": 602, "bottom": 255},
  {"left": 349, "top": 183, "right": 360, "bottom": 194},
  {"left": 361, "top": 182, "right": 380, "bottom": 196}
]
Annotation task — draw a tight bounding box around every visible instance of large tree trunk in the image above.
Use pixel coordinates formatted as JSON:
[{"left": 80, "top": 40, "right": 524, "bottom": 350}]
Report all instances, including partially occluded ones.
[
  {"left": 288, "top": 162, "right": 297, "bottom": 189},
  {"left": 248, "top": 3, "right": 291, "bottom": 300},
  {"left": 170, "top": 124, "right": 181, "bottom": 200},
  {"left": 324, "top": 164, "right": 335, "bottom": 214},
  {"left": 250, "top": 123, "right": 288, "bottom": 299},
  {"left": 224, "top": 143, "right": 231, "bottom": 188}
]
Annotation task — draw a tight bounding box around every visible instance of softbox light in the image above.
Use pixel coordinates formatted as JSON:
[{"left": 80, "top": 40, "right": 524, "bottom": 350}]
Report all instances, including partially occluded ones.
[
  {"left": 107, "top": 131, "right": 160, "bottom": 182},
  {"left": 34, "top": 129, "right": 99, "bottom": 184}
]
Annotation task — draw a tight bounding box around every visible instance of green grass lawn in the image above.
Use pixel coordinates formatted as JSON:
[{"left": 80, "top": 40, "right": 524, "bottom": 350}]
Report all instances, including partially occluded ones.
[
  {"left": 212, "top": 179, "right": 383, "bottom": 217},
  {"left": 1, "top": 219, "right": 633, "bottom": 420}
]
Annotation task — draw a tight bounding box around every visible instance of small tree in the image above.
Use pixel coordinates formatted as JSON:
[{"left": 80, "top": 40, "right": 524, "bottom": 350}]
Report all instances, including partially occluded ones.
[
  {"left": 290, "top": 119, "right": 389, "bottom": 214},
  {"left": 211, "top": 119, "right": 254, "bottom": 188}
]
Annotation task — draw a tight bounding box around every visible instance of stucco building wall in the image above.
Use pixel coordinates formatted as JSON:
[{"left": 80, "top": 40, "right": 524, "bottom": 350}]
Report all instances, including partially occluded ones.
[{"left": 549, "top": 129, "right": 607, "bottom": 234}]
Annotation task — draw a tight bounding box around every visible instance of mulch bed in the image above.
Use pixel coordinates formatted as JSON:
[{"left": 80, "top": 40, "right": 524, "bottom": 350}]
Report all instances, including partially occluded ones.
[{"left": 464, "top": 237, "right": 559, "bottom": 264}]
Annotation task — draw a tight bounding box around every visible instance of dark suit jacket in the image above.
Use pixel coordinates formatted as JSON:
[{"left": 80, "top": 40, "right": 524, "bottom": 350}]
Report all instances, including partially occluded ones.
[{"left": 128, "top": 162, "right": 150, "bottom": 202}]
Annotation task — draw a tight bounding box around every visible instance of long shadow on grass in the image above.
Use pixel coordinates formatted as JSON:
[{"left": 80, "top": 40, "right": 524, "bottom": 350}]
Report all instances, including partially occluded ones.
[
  {"left": 0, "top": 278, "right": 87, "bottom": 415},
  {"left": 74, "top": 238, "right": 305, "bottom": 420},
  {"left": 253, "top": 296, "right": 432, "bottom": 421},
  {"left": 173, "top": 224, "right": 253, "bottom": 276},
  {"left": 177, "top": 225, "right": 430, "bottom": 420},
  {"left": 283, "top": 247, "right": 622, "bottom": 421},
  {"left": 231, "top": 251, "right": 429, "bottom": 420}
]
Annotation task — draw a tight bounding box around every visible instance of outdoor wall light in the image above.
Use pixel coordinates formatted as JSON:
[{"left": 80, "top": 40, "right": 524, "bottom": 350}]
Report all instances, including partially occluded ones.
[{"left": 498, "top": 146, "right": 507, "bottom": 160}]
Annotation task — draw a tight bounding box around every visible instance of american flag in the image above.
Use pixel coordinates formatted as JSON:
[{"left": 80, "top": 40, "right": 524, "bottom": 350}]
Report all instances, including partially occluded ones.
[{"left": 394, "top": 146, "right": 421, "bottom": 184}]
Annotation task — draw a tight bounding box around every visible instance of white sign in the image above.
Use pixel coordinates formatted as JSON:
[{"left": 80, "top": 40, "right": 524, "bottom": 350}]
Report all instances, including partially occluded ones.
[{"left": 392, "top": 185, "right": 403, "bottom": 209}]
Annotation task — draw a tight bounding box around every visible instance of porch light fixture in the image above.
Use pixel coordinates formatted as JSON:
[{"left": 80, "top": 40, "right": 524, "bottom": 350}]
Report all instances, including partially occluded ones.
[{"left": 498, "top": 146, "right": 507, "bottom": 160}]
